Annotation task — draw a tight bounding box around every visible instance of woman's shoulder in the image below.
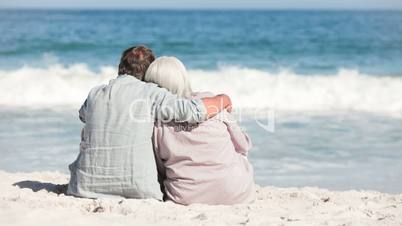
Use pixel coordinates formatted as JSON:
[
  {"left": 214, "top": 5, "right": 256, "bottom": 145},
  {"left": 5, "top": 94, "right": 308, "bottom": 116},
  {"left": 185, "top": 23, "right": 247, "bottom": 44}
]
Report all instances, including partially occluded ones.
[{"left": 189, "top": 92, "right": 235, "bottom": 123}]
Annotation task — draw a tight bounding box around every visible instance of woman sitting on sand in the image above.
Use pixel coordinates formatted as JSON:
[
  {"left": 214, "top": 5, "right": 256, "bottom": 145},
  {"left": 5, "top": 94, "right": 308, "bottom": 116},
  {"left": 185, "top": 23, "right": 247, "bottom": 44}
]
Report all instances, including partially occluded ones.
[{"left": 144, "top": 56, "right": 255, "bottom": 205}]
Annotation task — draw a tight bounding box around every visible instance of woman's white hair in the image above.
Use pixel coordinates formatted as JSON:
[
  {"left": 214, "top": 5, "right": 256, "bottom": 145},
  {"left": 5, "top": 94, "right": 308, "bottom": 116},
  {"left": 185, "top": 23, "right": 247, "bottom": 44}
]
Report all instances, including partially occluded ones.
[{"left": 144, "top": 56, "right": 192, "bottom": 97}]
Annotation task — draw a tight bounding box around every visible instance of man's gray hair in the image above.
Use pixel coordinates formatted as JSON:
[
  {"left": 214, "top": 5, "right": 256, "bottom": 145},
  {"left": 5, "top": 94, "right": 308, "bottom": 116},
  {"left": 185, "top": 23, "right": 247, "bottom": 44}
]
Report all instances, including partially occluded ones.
[{"left": 118, "top": 45, "right": 155, "bottom": 80}]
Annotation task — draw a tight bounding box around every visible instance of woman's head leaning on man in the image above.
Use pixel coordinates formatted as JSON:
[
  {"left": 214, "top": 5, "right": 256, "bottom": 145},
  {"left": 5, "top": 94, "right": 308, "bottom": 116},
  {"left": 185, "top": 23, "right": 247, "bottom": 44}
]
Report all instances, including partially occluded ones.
[{"left": 118, "top": 45, "right": 231, "bottom": 118}]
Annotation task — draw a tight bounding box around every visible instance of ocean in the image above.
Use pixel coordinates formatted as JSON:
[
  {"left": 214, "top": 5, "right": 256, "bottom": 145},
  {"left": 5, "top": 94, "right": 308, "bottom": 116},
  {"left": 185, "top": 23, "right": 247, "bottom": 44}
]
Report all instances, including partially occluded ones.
[{"left": 0, "top": 10, "right": 401, "bottom": 193}]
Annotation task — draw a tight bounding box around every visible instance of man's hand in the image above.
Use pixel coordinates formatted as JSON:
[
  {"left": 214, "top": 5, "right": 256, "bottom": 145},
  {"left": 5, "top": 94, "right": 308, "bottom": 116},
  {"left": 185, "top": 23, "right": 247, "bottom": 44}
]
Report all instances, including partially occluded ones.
[{"left": 201, "top": 94, "right": 232, "bottom": 119}]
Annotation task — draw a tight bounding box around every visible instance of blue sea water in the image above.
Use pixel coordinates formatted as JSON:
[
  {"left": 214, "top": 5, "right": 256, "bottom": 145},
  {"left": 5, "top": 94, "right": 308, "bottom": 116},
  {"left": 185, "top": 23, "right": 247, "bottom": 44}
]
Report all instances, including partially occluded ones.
[
  {"left": 0, "top": 10, "right": 401, "bottom": 193},
  {"left": 1, "top": 10, "right": 402, "bottom": 74}
]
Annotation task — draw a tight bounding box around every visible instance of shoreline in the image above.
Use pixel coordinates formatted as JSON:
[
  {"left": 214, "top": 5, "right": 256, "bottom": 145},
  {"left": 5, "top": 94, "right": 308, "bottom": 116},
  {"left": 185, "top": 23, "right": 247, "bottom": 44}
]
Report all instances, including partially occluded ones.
[{"left": 1, "top": 171, "right": 401, "bottom": 225}]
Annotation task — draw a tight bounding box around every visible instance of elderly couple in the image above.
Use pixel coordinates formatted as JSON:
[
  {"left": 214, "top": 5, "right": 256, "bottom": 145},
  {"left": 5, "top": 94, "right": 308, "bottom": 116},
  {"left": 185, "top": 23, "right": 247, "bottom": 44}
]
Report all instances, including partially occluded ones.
[{"left": 67, "top": 45, "right": 255, "bottom": 205}]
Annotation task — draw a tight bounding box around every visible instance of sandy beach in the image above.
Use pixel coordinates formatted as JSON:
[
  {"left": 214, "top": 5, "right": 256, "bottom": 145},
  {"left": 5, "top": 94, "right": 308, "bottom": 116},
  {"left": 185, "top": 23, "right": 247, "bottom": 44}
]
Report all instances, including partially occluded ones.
[{"left": 0, "top": 171, "right": 400, "bottom": 226}]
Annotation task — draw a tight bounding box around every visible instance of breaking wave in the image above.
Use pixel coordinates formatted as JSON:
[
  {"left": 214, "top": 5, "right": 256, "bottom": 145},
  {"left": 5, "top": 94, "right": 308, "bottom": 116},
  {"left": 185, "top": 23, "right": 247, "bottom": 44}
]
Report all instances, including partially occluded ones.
[{"left": 0, "top": 64, "right": 401, "bottom": 116}]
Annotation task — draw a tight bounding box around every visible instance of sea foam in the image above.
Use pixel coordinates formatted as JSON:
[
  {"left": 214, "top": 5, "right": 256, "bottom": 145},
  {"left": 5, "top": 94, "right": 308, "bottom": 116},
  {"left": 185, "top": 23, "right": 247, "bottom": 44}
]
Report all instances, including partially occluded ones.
[{"left": 0, "top": 64, "right": 401, "bottom": 115}]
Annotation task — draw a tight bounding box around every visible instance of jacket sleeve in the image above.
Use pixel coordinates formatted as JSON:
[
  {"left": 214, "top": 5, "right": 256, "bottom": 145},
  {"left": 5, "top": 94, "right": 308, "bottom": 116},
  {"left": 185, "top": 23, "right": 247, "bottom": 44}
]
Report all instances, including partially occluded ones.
[
  {"left": 151, "top": 86, "right": 207, "bottom": 124},
  {"left": 221, "top": 111, "right": 252, "bottom": 156},
  {"left": 78, "top": 84, "right": 106, "bottom": 124}
]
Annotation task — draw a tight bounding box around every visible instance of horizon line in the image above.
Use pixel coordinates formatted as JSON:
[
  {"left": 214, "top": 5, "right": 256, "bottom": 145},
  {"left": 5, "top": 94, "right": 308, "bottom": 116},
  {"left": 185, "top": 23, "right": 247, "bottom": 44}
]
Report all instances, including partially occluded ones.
[{"left": 1, "top": 7, "right": 402, "bottom": 11}]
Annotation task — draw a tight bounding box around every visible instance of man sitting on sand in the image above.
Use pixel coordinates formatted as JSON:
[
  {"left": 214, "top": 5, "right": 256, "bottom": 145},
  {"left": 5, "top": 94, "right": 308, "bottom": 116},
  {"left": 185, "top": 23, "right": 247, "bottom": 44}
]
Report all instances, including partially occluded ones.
[{"left": 67, "top": 45, "right": 232, "bottom": 200}]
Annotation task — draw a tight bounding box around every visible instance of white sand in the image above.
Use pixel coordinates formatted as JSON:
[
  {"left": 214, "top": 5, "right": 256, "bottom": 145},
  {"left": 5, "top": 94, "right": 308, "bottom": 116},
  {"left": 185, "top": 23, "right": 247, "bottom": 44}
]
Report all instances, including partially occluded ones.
[{"left": 0, "top": 171, "right": 401, "bottom": 226}]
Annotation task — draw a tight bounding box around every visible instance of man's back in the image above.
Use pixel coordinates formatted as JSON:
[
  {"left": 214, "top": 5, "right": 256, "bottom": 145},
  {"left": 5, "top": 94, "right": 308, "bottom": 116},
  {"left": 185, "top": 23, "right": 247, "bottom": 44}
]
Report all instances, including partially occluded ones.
[{"left": 68, "top": 75, "right": 202, "bottom": 199}]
